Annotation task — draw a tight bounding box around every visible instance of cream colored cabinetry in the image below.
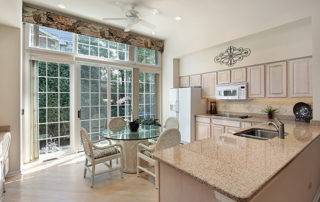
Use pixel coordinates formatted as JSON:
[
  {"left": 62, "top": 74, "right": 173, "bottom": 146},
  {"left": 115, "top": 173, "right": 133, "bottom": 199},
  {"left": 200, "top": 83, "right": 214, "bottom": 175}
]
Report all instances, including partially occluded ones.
[
  {"left": 189, "top": 74, "right": 202, "bottom": 87},
  {"left": 288, "top": 58, "right": 312, "bottom": 97},
  {"left": 231, "top": 68, "right": 246, "bottom": 83},
  {"left": 180, "top": 76, "right": 190, "bottom": 87},
  {"left": 195, "top": 117, "right": 211, "bottom": 140},
  {"left": 211, "top": 119, "right": 241, "bottom": 136},
  {"left": 217, "top": 70, "right": 231, "bottom": 84},
  {"left": 241, "top": 122, "right": 252, "bottom": 128},
  {"left": 247, "top": 65, "right": 265, "bottom": 98},
  {"left": 266, "top": 62, "right": 287, "bottom": 98},
  {"left": 202, "top": 72, "right": 216, "bottom": 98},
  {"left": 211, "top": 124, "right": 225, "bottom": 137}
]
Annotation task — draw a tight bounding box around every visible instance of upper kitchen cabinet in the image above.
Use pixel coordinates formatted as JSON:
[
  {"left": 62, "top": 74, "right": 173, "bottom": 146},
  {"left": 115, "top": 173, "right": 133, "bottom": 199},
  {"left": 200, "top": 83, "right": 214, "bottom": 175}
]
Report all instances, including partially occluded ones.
[
  {"left": 217, "top": 70, "right": 231, "bottom": 84},
  {"left": 202, "top": 72, "right": 217, "bottom": 98},
  {"left": 231, "top": 68, "right": 246, "bottom": 83},
  {"left": 180, "top": 76, "right": 190, "bottom": 88},
  {"left": 190, "top": 74, "right": 202, "bottom": 87},
  {"left": 266, "top": 62, "right": 287, "bottom": 98},
  {"left": 288, "top": 58, "right": 312, "bottom": 97},
  {"left": 247, "top": 65, "right": 265, "bottom": 98}
]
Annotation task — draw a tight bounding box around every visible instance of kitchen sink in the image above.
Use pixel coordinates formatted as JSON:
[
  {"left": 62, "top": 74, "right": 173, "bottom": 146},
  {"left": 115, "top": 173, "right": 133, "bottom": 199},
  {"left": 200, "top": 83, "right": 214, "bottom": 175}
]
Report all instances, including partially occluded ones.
[{"left": 233, "top": 128, "right": 288, "bottom": 140}]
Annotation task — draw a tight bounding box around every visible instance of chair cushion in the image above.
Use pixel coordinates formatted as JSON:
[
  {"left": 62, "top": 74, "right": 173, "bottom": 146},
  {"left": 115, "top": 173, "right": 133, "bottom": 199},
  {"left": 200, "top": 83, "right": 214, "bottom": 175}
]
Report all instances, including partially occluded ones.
[
  {"left": 141, "top": 150, "right": 154, "bottom": 158},
  {"left": 93, "top": 148, "right": 119, "bottom": 159}
]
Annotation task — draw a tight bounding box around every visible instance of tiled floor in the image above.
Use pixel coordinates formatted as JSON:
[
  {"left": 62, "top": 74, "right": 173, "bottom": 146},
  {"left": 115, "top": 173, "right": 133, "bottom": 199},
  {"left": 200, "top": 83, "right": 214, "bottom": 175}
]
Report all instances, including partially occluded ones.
[{"left": 4, "top": 154, "right": 157, "bottom": 202}]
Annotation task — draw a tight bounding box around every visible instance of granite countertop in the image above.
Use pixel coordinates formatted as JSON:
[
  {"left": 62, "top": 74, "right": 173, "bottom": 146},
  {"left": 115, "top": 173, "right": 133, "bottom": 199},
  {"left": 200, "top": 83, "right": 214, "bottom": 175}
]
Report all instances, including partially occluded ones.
[{"left": 153, "top": 121, "right": 320, "bottom": 201}]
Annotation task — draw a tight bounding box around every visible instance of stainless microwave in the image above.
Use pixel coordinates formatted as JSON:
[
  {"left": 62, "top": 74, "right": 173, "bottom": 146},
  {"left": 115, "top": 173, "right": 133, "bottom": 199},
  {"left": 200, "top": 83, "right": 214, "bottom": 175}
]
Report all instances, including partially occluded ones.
[{"left": 216, "top": 82, "right": 248, "bottom": 100}]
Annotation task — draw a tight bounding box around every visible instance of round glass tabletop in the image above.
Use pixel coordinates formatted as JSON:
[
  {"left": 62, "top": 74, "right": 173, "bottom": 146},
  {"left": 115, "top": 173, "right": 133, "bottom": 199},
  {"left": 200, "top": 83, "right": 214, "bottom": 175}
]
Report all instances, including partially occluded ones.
[{"left": 101, "top": 125, "right": 164, "bottom": 140}]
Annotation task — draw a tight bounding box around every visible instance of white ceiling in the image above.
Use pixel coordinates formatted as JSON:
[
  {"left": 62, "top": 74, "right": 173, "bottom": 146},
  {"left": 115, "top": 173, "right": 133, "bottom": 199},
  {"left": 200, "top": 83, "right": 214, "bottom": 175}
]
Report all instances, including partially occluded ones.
[{"left": 21, "top": 0, "right": 318, "bottom": 56}]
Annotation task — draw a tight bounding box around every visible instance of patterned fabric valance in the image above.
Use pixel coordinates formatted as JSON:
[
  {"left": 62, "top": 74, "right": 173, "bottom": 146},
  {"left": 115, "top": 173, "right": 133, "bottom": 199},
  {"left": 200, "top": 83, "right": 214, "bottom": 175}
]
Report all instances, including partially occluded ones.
[{"left": 22, "top": 4, "right": 164, "bottom": 52}]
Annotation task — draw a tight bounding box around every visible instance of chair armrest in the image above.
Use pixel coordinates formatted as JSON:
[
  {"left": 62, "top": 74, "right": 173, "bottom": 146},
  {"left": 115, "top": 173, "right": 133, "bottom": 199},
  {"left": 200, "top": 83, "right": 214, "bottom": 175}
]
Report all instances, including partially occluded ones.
[
  {"left": 92, "top": 143, "right": 123, "bottom": 152},
  {"left": 91, "top": 139, "right": 112, "bottom": 145},
  {"left": 137, "top": 143, "right": 155, "bottom": 152}
]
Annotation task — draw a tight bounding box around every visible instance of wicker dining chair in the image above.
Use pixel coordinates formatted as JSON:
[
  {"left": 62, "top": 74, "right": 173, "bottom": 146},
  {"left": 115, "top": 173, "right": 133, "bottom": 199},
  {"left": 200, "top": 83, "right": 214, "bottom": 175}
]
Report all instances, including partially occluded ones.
[
  {"left": 163, "top": 117, "right": 179, "bottom": 129},
  {"left": 80, "top": 128, "right": 124, "bottom": 188},
  {"left": 109, "top": 117, "right": 127, "bottom": 130},
  {"left": 137, "top": 128, "right": 181, "bottom": 189},
  {"left": 1, "top": 132, "right": 11, "bottom": 193}
]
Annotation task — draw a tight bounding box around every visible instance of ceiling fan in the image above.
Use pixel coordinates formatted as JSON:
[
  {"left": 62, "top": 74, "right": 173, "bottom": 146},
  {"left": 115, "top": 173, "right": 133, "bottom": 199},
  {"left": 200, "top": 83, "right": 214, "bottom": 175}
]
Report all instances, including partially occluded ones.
[{"left": 102, "top": 2, "right": 157, "bottom": 32}]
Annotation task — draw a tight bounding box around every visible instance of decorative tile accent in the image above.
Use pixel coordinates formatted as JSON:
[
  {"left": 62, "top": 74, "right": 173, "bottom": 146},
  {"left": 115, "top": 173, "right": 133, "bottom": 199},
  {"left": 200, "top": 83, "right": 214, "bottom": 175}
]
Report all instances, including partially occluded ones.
[{"left": 22, "top": 3, "right": 164, "bottom": 52}]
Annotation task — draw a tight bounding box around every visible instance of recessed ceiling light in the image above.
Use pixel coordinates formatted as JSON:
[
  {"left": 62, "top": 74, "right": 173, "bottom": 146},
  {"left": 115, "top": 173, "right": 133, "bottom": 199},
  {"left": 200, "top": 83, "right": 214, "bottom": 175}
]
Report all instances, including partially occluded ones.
[
  {"left": 57, "top": 4, "right": 66, "bottom": 9},
  {"left": 175, "top": 16, "right": 182, "bottom": 21},
  {"left": 151, "top": 31, "right": 156, "bottom": 35},
  {"left": 151, "top": 9, "right": 159, "bottom": 15}
]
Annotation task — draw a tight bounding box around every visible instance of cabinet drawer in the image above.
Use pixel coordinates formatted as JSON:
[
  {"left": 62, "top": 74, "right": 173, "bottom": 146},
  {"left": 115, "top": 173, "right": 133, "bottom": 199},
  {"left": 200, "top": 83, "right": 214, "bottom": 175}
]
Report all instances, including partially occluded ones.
[
  {"left": 241, "top": 122, "right": 252, "bottom": 128},
  {"left": 196, "top": 117, "right": 211, "bottom": 124},
  {"left": 211, "top": 119, "right": 241, "bottom": 127}
]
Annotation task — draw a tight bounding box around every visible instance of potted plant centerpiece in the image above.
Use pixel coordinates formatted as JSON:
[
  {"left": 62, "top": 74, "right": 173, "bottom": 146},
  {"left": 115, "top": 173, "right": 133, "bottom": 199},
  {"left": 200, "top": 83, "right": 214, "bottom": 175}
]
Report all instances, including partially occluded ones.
[{"left": 263, "top": 105, "right": 279, "bottom": 119}]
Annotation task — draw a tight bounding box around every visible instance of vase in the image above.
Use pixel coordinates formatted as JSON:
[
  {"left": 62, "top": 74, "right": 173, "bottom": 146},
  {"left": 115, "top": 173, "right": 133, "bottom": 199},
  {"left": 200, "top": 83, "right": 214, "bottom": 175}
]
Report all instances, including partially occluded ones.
[
  {"left": 268, "top": 114, "right": 273, "bottom": 119},
  {"left": 129, "top": 122, "right": 139, "bottom": 132}
]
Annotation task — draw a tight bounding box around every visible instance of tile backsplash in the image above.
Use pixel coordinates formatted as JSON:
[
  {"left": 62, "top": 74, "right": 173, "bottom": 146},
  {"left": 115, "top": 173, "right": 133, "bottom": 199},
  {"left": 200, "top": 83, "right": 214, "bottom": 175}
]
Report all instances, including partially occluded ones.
[{"left": 212, "top": 98, "right": 313, "bottom": 118}]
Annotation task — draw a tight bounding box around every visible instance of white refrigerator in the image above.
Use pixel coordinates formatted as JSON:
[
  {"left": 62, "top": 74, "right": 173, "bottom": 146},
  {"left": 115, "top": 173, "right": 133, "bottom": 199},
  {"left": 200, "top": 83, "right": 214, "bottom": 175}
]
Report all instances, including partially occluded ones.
[{"left": 169, "top": 88, "right": 207, "bottom": 143}]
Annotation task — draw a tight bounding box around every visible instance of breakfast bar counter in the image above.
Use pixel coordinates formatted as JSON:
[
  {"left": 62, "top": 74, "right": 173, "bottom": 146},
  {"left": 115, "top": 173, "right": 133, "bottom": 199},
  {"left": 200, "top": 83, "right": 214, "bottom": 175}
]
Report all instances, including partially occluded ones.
[{"left": 153, "top": 122, "right": 320, "bottom": 202}]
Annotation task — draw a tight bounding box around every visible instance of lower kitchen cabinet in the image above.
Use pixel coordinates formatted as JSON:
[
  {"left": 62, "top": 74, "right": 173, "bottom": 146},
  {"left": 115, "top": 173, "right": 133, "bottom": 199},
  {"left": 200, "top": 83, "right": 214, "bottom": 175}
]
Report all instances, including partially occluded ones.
[
  {"left": 225, "top": 126, "right": 240, "bottom": 134},
  {"left": 241, "top": 122, "right": 252, "bottom": 128},
  {"left": 196, "top": 117, "right": 211, "bottom": 140},
  {"left": 211, "top": 124, "right": 225, "bottom": 136}
]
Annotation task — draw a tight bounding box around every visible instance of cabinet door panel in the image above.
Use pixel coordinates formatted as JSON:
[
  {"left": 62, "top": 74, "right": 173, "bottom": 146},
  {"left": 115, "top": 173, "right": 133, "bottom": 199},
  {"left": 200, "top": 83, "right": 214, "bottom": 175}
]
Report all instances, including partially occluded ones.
[
  {"left": 202, "top": 72, "right": 216, "bottom": 98},
  {"left": 225, "top": 126, "right": 240, "bottom": 134},
  {"left": 196, "top": 122, "right": 211, "bottom": 140},
  {"left": 190, "top": 74, "right": 202, "bottom": 87},
  {"left": 247, "top": 65, "right": 265, "bottom": 98},
  {"left": 241, "top": 122, "right": 252, "bottom": 128},
  {"left": 217, "top": 70, "right": 231, "bottom": 84},
  {"left": 180, "top": 76, "right": 190, "bottom": 88},
  {"left": 211, "top": 124, "right": 225, "bottom": 136},
  {"left": 288, "top": 58, "right": 312, "bottom": 97},
  {"left": 231, "top": 68, "right": 246, "bottom": 83},
  {"left": 266, "top": 62, "right": 287, "bottom": 97}
]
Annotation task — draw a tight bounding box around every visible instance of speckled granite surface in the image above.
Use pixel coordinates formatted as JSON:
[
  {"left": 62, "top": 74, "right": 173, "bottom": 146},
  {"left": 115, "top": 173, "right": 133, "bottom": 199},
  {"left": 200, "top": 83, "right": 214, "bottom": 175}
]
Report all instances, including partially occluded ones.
[{"left": 153, "top": 121, "right": 320, "bottom": 201}]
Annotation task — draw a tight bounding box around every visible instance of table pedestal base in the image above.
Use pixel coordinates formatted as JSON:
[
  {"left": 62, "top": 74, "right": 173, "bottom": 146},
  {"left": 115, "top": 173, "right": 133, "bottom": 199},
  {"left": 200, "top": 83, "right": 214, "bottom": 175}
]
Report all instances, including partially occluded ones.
[{"left": 118, "top": 139, "right": 148, "bottom": 174}]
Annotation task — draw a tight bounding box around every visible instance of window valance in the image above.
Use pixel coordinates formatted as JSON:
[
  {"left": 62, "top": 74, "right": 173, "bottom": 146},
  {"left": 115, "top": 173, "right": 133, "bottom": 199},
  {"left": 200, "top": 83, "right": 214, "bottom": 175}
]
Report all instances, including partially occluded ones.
[{"left": 23, "top": 3, "right": 164, "bottom": 52}]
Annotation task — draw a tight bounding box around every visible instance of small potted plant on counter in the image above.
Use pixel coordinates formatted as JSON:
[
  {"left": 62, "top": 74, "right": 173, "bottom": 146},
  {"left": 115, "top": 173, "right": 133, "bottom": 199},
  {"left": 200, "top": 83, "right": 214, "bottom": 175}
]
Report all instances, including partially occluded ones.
[{"left": 263, "top": 105, "right": 279, "bottom": 119}]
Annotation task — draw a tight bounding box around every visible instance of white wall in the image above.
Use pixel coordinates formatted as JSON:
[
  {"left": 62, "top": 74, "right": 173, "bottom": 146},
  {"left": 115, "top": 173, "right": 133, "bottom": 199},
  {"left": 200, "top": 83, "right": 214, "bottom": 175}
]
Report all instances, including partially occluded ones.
[
  {"left": 312, "top": 7, "right": 320, "bottom": 120},
  {"left": 0, "top": 25, "right": 21, "bottom": 174},
  {"left": 179, "top": 18, "right": 312, "bottom": 76}
]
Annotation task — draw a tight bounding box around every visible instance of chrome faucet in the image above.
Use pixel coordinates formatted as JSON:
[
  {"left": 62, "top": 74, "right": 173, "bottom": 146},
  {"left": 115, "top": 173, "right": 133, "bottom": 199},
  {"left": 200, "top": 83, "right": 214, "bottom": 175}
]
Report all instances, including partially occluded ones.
[{"left": 267, "top": 118, "right": 285, "bottom": 139}]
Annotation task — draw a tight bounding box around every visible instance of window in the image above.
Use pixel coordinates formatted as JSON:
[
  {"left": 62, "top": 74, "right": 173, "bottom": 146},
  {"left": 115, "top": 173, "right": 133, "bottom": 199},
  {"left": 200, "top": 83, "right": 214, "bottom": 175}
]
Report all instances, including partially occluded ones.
[
  {"left": 139, "top": 72, "right": 157, "bottom": 119},
  {"left": 29, "top": 24, "right": 74, "bottom": 53},
  {"left": 111, "top": 69, "right": 132, "bottom": 120},
  {"left": 80, "top": 65, "right": 108, "bottom": 141},
  {"left": 137, "top": 47, "right": 159, "bottom": 65},
  {"left": 36, "top": 61, "right": 71, "bottom": 154},
  {"left": 77, "top": 35, "right": 129, "bottom": 61}
]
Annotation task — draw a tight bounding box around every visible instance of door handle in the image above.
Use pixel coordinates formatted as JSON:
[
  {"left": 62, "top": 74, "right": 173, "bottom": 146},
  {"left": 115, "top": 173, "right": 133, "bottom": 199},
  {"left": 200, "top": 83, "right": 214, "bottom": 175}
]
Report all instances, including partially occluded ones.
[{"left": 78, "top": 109, "right": 81, "bottom": 119}]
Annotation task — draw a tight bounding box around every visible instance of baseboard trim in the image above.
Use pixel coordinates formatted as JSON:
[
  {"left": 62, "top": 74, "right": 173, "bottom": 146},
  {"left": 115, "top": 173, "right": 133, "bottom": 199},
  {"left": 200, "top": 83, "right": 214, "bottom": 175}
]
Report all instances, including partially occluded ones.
[{"left": 6, "top": 170, "right": 21, "bottom": 178}]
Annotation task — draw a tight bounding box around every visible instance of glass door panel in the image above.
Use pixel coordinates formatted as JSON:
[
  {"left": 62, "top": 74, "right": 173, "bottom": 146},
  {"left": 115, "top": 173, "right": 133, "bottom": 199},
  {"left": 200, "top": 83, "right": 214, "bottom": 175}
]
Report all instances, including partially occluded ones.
[
  {"left": 80, "top": 65, "right": 108, "bottom": 141},
  {"left": 36, "top": 61, "right": 71, "bottom": 155}
]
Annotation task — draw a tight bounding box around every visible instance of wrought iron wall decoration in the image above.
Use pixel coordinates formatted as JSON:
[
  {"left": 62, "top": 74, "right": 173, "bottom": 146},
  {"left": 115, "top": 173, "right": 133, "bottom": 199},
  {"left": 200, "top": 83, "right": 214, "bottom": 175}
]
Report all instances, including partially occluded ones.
[{"left": 214, "top": 46, "right": 251, "bottom": 67}]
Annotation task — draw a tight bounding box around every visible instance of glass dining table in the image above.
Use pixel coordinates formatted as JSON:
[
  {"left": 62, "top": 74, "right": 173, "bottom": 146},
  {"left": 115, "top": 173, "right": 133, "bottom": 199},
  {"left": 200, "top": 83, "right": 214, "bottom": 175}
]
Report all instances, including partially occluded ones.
[{"left": 101, "top": 125, "right": 164, "bottom": 173}]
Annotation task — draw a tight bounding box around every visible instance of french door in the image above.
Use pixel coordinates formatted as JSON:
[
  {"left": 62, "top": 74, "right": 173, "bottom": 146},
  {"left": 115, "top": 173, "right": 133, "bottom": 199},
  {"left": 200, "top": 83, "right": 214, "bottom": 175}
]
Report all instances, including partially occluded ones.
[
  {"left": 35, "top": 61, "right": 72, "bottom": 157},
  {"left": 77, "top": 63, "right": 133, "bottom": 142}
]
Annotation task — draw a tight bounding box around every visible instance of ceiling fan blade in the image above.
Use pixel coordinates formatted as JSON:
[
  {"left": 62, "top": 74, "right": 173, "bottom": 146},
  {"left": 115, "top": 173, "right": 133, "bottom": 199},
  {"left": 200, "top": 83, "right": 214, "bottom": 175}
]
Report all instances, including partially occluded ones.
[
  {"left": 139, "top": 20, "right": 156, "bottom": 30},
  {"left": 102, "top": 18, "right": 127, "bottom": 21}
]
